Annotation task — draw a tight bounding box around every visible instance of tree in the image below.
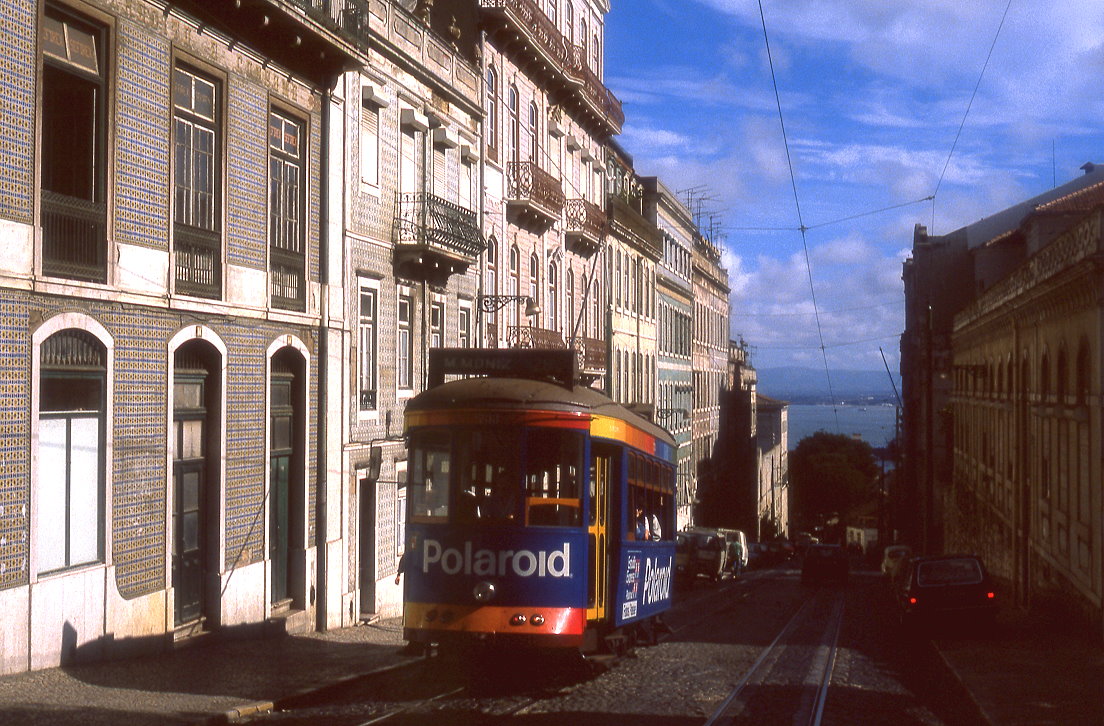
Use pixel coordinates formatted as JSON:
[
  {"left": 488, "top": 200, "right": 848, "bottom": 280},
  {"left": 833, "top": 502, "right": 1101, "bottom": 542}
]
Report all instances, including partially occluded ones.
[{"left": 790, "top": 431, "right": 879, "bottom": 535}]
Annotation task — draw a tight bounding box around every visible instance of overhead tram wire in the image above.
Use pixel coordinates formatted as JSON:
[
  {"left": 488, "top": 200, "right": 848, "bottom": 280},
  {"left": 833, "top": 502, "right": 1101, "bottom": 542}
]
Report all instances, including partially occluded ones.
[
  {"left": 930, "top": 0, "right": 1014, "bottom": 233},
  {"left": 757, "top": 0, "right": 840, "bottom": 430},
  {"left": 730, "top": 195, "right": 935, "bottom": 233}
]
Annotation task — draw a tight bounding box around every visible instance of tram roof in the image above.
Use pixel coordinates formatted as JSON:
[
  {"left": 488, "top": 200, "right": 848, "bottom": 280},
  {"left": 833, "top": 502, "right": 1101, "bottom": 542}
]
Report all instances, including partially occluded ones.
[{"left": 406, "top": 376, "right": 676, "bottom": 448}]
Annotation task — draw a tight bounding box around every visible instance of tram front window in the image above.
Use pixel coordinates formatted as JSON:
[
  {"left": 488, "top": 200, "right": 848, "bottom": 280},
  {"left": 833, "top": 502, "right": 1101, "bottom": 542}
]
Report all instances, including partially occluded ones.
[
  {"left": 458, "top": 429, "right": 521, "bottom": 523},
  {"left": 410, "top": 431, "right": 451, "bottom": 521},
  {"left": 524, "top": 429, "right": 582, "bottom": 527}
]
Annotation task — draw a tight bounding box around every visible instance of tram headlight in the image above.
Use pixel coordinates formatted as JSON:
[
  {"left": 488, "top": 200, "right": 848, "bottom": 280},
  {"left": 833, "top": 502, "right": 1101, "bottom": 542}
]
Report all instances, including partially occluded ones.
[
  {"left": 530, "top": 614, "right": 545, "bottom": 626},
  {"left": 509, "top": 613, "right": 527, "bottom": 626},
  {"left": 473, "top": 581, "right": 497, "bottom": 603}
]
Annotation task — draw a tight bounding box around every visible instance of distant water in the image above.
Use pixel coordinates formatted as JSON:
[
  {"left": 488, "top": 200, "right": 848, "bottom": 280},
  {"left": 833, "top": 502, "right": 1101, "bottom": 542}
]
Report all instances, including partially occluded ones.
[{"left": 786, "top": 404, "right": 899, "bottom": 451}]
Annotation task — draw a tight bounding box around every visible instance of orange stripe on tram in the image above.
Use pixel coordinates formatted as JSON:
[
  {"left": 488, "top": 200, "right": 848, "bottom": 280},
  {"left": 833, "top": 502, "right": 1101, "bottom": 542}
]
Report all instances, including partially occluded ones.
[{"left": 403, "top": 602, "right": 585, "bottom": 636}]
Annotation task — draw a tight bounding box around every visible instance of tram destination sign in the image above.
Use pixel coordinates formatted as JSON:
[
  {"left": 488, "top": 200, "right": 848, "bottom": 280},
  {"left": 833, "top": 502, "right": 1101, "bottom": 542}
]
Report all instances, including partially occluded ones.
[{"left": 428, "top": 348, "right": 578, "bottom": 388}]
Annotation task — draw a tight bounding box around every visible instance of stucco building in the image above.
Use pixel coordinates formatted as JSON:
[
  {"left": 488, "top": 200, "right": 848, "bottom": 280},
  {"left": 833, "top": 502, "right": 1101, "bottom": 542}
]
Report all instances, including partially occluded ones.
[{"left": 902, "top": 164, "right": 1104, "bottom": 637}]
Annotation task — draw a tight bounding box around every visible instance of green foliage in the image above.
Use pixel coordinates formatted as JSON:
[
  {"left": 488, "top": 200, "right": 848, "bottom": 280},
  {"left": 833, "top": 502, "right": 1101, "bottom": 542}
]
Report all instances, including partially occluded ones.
[{"left": 790, "top": 431, "right": 879, "bottom": 531}]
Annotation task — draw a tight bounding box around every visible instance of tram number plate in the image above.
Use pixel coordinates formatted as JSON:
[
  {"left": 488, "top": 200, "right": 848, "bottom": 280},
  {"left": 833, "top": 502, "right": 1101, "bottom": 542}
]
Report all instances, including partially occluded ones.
[{"left": 622, "top": 601, "right": 638, "bottom": 619}]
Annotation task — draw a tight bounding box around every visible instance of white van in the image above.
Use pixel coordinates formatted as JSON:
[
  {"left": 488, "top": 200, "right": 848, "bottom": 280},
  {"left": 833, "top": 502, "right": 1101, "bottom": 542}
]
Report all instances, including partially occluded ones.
[{"left": 717, "top": 528, "right": 749, "bottom": 576}]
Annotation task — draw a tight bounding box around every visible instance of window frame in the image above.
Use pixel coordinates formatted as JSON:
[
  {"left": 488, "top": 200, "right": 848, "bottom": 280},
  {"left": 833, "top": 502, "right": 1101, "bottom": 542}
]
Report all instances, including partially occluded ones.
[
  {"left": 357, "top": 277, "right": 380, "bottom": 417},
  {"left": 268, "top": 107, "right": 306, "bottom": 311},
  {"left": 31, "top": 317, "right": 113, "bottom": 579},
  {"left": 397, "top": 287, "right": 414, "bottom": 393}
]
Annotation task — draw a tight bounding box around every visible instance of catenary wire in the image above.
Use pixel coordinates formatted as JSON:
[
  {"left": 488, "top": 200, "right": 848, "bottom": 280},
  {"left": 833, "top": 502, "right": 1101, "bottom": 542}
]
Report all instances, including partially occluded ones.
[
  {"left": 930, "top": 0, "right": 1014, "bottom": 233},
  {"left": 757, "top": 0, "right": 838, "bottom": 432}
]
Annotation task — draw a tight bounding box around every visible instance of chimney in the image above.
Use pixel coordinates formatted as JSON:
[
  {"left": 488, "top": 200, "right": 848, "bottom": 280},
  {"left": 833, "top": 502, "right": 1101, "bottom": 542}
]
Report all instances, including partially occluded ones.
[{"left": 1081, "top": 162, "right": 1096, "bottom": 175}]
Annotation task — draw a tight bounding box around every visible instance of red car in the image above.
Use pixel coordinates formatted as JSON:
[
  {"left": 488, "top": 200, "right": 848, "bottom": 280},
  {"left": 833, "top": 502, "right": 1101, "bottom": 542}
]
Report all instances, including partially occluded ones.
[{"left": 896, "top": 554, "right": 998, "bottom": 627}]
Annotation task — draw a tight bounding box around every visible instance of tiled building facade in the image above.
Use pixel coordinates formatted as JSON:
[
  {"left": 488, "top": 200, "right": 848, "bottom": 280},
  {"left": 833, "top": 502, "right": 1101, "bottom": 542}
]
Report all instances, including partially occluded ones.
[
  {"left": 0, "top": 0, "right": 746, "bottom": 672},
  {"left": 0, "top": 0, "right": 358, "bottom": 671}
]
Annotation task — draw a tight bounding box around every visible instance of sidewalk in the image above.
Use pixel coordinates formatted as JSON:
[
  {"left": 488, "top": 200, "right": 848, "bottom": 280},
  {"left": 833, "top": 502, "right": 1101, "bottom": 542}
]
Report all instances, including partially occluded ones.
[
  {"left": 0, "top": 608, "right": 1098, "bottom": 725},
  {"left": 935, "top": 606, "right": 1104, "bottom": 726},
  {"left": 0, "top": 618, "right": 414, "bottom": 726}
]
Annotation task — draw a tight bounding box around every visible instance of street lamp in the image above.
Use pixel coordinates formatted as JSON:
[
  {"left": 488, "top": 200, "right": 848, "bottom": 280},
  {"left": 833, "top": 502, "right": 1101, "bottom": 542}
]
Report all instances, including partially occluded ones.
[{"left": 476, "top": 294, "right": 541, "bottom": 318}]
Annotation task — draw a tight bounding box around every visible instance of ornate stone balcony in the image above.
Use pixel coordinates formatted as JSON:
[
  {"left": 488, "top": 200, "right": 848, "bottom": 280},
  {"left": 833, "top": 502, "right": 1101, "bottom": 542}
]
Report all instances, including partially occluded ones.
[
  {"left": 506, "top": 162, "right": 565, "bottom": 230},
  {"left": 394, "top": 192, "right": 485, "bottom": 284},
  {"left": 564, "top": 198, "right": 606, "bottom": 256}
]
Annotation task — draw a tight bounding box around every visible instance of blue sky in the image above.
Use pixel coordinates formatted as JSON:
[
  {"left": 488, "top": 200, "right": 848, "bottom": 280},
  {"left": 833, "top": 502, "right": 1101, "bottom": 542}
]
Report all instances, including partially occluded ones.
[{"left": 604, "top": 0, "right": 1104, "bottom": 374}]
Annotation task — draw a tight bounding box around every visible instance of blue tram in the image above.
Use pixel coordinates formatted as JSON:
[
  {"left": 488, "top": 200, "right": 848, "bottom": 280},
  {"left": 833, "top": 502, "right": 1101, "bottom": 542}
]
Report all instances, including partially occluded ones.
[{"left": 400, "top": 348, "right": 677, "bottom": 653}]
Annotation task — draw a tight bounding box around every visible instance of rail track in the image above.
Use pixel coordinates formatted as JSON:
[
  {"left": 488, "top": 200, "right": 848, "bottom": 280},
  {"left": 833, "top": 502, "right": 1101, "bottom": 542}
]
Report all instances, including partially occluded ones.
[{"left": 704, "top": 588, "right": 846, "bottom": 726}]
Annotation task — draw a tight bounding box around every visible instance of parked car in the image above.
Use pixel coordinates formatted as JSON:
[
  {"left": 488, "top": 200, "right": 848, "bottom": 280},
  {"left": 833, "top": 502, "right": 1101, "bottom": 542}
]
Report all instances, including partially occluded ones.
[
  {"left": 745, "top": 541, "right": 765, "bottom": 569},
  {"left": 895, "top": 554, "right": 998, "bottom": 628},
  {"left": 881, "top": 544, "right": 913, "bottom": 581},
  {"left": 801, "top": 544, "right": 849, "bottom": 584},
  {"left": 679, "top": 528, "right": 730, "bottom": 581}
]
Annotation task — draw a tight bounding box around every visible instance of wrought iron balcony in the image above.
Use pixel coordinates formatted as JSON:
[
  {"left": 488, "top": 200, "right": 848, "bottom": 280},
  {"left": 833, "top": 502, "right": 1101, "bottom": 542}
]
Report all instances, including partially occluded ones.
[
  {"left": 394, "top": 192, "right": 484, "bottom": 284},
  {"left": 572, "top": 335, "right": 607, "bottom": 379},
  {"left": 564, "top": 198, "right": 606, "bottom": 256},
  {"left": 480, "top": 0, "right": 575, "bottom": 75},
  {"left": 41, "top": 190, "right": 107, "bottom": 283},
  {"left": 480, "top": 0, "right": 623, "bottom": 134},
  {"left": 174, "top": 224, "right": 221, "bottom": 299},
  {"left": 507, "top": 325, "right": 566, "bottom": 349},
  {"left": 563, "top": 50, "right": 625, "bottom": 133},
  {"left": 506, "top": 162, "right": 565, "bottom": 230}
]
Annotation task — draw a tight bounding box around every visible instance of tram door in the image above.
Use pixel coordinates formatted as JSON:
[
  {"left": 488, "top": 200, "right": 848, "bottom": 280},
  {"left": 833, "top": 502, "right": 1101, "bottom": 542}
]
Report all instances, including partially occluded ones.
[{"left": 587, "top": 444, "right": 614, "bottom": 621}]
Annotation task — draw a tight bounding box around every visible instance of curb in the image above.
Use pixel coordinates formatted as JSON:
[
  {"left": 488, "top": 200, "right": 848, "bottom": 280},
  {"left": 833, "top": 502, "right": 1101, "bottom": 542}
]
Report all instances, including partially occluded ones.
[{"left": 208, "top": 653, "right": 423, "bottom": 724}]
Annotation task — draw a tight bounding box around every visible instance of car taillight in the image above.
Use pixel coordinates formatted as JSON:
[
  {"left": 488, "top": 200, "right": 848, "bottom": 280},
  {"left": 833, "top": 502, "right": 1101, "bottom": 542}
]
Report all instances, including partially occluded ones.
[
  {"left": 909, "top": 596, "right": 918, "bottom": 605},
  {"left": 986, "top": 592, "right": 995, "bottom": 599}
]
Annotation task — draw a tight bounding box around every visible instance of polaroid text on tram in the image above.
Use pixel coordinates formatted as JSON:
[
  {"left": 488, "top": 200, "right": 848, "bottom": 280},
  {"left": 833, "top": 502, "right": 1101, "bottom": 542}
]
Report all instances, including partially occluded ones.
[
  {"left": 421, "top": 538, "right": 571, "bottom": 577},
  {"left": 643, "top": 555, "right": 673, "bottom": 605}
]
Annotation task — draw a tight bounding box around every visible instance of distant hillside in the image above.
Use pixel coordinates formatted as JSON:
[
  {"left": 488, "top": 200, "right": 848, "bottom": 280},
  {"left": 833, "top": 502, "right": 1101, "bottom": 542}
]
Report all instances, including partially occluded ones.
[{"left": 757, "top": 367, "right": 902, "bottom": 405}]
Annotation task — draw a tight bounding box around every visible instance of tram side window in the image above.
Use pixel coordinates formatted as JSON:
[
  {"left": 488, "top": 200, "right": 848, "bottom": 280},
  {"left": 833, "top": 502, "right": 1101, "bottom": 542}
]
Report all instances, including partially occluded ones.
[
  {"left": 523, "top": 429, "right": 582, "bottom": 527},
  {"left": 410, "top": 430, "right": 450, "bottom": 520},
  {"left": 456, "top": 429, "right": 521, "bottom": 522},
  {"left": 628, "top": 456, "right": 671, "bottom": 541}
]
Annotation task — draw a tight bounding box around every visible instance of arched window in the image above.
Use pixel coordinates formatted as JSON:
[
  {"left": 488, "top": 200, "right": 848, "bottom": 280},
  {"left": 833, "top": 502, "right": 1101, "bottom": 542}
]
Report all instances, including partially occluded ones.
[
  {"left": 547, "top": 0, "right": 557, "bottom": 25},
  {"left": 548, "top": 260, "right": 559, "bottom": 330},
  {"left": 566, "top": 267, "right": 575, "bottom": 335},
  {"left": 1076, "top": 341, "right": 1090, "bottom": 405},
  {"left": 592, "top": 35, "right": 600, "bottom": 76},
  {"left": 1057, "top": 346, "right": 1068, "bottom": 402},
  {"left": 529, "top": 253, "right": 540, "bottom": 321},
  {"left": 565, "top": 2, "right": 574, "bottom": 44},
  {"left": 1040, "top": 352, "right": 1050, "bottom": 400},
  {"left": 580, "top": 18, "right": 588, "bottom": 55},
  {"left": 508, "top": 86, "right": 520, "bottom": 164},
  {"left": 485, "top": 69, "right": 498, "bottom": 154},
  {"left": 37, "top": 327, "right": 107, "bottom": 574},
  {"left": 485, "top": 234, "right": 498, "bottom": 328},
  {"left": 528, "top": 102, "right": 539, "bottom": 164},
  {"left": 510, "top": 245, "right": 521, "bottom": 328}
]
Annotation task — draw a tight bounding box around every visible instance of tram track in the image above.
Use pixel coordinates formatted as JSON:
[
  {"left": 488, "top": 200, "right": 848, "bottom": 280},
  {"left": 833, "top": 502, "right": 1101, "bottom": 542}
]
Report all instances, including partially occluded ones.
[{"left": 704, "top": 589, "right": 846, "bottom": 726}]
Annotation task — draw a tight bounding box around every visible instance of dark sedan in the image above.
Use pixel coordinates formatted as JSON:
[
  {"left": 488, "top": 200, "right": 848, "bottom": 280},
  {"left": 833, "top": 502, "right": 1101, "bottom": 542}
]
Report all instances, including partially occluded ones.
[
  {"left": 896, "top": 554, "right": 998, "bottom": 627},
  {"left": 801, "top": 544, "right": 848, "bottom": 584}
]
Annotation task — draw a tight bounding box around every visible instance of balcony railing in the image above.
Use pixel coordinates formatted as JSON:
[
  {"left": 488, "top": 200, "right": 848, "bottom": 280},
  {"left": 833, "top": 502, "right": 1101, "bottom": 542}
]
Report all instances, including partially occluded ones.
[
  {"left": 395, "top": 193, "right": 484, "bottom": 260},
  {"left": 573, "top": 336, "right": 607, "bottom": 374},
  {"left": 41, "top": 190, "right": 107, "bottom": 283},
  {"left": 564, "top": 198, "right": 606, "bottom": 254},
  {"left": 508, "top": 325, "right": 566, "bottom": 349},
  {"left": 480, "top": 0, "right": 575, "bottom": 71},
  {"left": 564, "top": 50, "right": 625, "bottom": 131},
  {"left": 270, "top": 250, "right": 304, "bottom": 311},
  {"left": 174, "top": 224, "right": 221, "bottom": 299},
  {"left": 507, "top": 162, "right": 565, "bottom": 227},
  {"left": 480, "top": 0, "right": 623, "bottom": 133}
]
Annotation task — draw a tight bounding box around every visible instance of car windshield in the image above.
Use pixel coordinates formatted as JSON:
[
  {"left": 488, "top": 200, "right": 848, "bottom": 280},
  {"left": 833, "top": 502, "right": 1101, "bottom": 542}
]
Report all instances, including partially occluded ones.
[{"left": 917, "top": 558, "right": 983, "bottom": 586}]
